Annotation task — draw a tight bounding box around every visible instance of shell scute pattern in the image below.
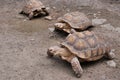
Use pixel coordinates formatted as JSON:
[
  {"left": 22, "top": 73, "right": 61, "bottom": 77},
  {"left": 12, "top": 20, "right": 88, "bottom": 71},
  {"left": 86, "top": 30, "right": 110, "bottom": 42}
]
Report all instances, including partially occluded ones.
[
  {"left": 63, "top": 13, "right": 73, "bottom": 21},
  {"left": 58, "top": 12, "right": 92, "bottom": 29},
  {"left": 77, "top": 33, "right": 85, "bottom": 38},
  {"left": 66, "top": 34, "right": 76, "bottom": 45},
  {"left": 98, "top": 46, "right": 103, "bottom": 56},
  {"left": 22, "top": 0, "right": 45, "bottom": 13},
  {"left": 91, "top": 49, "right": 98, "bottom": 57},
  {"left": 20, "top": 0, "right": 48, "bottom": 19},
  {"left": 84, "top": 50, "right": 91, "bottom": 58},
  {"left": 74, "top": 39, "right": 88, "bottom": 51},
  {"left": 61, "top": 31, "right": 108, "bottom": 59}
]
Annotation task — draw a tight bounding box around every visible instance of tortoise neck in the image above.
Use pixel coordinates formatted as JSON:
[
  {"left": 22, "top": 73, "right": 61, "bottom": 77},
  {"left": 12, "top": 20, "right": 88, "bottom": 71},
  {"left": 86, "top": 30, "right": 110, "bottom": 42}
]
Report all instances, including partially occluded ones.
[{"left": 59, "top": 47, "right": 72, "bottom": 57}]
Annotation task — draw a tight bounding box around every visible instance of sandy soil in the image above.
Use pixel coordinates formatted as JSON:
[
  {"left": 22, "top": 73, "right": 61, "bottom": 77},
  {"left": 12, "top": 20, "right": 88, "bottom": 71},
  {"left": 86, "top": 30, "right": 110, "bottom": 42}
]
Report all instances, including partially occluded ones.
[{"left": 0, "top": 0, "right": 120, "bottom": 80}]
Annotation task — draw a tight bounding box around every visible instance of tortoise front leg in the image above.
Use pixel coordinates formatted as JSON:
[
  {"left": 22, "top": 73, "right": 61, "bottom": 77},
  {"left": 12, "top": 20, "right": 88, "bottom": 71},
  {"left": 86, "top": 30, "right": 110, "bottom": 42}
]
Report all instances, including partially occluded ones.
[
  {"left": 42, "top": 8, "right": 49, "bottom": 15},
  {"left": 70, "top": 57, "right": 83, "bottom": 78},
  {"left": 28, "top": 12, "right": 34, "bottom": 20}
]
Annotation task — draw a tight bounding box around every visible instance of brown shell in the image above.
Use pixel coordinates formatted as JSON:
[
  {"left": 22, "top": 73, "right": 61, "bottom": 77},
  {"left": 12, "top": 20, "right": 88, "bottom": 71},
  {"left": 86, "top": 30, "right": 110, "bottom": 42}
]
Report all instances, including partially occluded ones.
[
  {"left": 58, "top": 12, "right": 92, "bottom": 30},
  {"left": 22, "top": 0, "right": 45, "bottom": 14},
  {"left": 61, "top": 31, "right": 111, "bottom": 60}
]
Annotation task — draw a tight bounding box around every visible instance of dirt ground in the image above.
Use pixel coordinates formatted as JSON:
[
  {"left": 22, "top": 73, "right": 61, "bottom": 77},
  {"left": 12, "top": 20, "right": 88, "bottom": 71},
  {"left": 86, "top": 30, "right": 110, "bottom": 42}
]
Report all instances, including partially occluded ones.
[{"left": 0, "top": 0, "right": 120, "bottom": 80}]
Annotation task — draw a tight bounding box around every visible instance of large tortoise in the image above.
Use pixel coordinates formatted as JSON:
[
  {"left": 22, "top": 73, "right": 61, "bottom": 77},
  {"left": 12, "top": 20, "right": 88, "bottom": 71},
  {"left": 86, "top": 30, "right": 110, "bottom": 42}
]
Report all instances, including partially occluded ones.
[
  {"left": 54, "top": 12, "right": 92, "bottom": 33},
  {"left": 20, "top": 0, "right": 49, "bottom": 20},
  {"left": 47, "top": 30, "right": 115, "bottom": 78}
]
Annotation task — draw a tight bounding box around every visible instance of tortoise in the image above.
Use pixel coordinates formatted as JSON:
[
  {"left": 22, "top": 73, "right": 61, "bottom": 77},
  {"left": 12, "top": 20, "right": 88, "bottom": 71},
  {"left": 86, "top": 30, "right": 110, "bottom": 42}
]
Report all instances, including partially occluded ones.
[
  {"left": 54, "top": 11, "right": 92, "bottom": 33},
  {"left": 19, "top": 0, "right": 49, "bottom": 20},
  {"left": 47, "top": 30, "right": 115, "bottom": 78}
]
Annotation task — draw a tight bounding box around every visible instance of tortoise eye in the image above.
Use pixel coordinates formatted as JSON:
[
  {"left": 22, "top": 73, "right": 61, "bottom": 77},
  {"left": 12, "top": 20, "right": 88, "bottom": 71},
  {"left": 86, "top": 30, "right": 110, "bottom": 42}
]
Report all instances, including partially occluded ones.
[
  {"left": 49, "top": 49, "right": 53, "bottom": 52},
  {"left": 33, "top": 10, "right": 38, "bottom": 12}
]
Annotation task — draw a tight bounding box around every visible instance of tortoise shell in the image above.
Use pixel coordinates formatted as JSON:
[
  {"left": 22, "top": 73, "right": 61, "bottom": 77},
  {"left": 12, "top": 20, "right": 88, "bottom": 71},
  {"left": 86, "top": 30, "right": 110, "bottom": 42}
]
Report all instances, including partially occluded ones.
[
  {"left": 61, "top": 31, "right": 111, "bottom": 61},
  {"left": 21, "top": 0, "right": 45, "bottom": 15},
  {"left": 57, "top": 11, "right": 92, "bottom": 30}
]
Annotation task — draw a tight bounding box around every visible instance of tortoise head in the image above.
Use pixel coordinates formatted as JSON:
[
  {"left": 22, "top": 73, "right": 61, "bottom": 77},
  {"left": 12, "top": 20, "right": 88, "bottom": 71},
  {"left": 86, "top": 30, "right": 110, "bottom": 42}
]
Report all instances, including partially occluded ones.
[
  {"left": 54, "top": 22, "right": 70, "bottom": 29},
  {"left": 70, "top": 29, "right": 76, "bottom": 34},
  {"left": 54, "top": 23, "right": 65, "bottom": 29},
  {"left": 47, "top": 46, "right": 62, "bottom": 57},
  {"left": 31, "top": 9, "right": 40, "bottom": 16}
]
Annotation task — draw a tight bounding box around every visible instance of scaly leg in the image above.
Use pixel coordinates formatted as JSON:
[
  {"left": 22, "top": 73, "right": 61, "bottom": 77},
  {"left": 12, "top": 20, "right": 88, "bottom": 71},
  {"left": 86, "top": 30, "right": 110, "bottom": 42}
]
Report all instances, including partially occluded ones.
[
  {"left": 28, "top": 12, "right": 34, "bottom": 20},
  {"left": 70, "top": 57, "right": 83, "bottom": 78},
  {"left": 42, "top": 8, "right": 49, "bottom": 15}
]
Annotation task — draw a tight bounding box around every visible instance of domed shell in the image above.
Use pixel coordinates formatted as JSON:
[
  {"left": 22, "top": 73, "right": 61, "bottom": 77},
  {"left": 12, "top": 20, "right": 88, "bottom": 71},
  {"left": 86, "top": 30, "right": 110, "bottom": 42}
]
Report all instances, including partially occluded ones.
[
  {"left": 61, "top": 31, "right": 110, "bottom": 59},
  {"left": 22, "top": 0, "right": 45, "bottom": 14},
  {"left": 58, "top": 11, "right": 92, "bottom": 30}
]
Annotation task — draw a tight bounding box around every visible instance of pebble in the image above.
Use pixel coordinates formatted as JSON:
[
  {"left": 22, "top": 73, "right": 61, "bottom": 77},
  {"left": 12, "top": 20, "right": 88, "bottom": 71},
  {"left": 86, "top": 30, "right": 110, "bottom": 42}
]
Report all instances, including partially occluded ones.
[
  {"left": 101, "top": 75, "right": 106, "bottom": 80},
  {"left": 15, "top": 15, "right": 25, "bottom": 19},
  {"left": 23, "top": 19, "right": 27, "bottom": 22},
  {"left": 101, "top": 24, "right": 120, "bottom": 33},
  {"left": 92, "top": 18, "right": 107, "bottom": 25},
  {"left": 44, "top": 16, "right": 52, "bottom": 20},
  {"left": 30, "top": 38, "right": 35, "bottom": 41},
  {"left": 52, "top": 7, "right": 56, "bottom": 9},
  {"left": 101, "top": 24, "right": 115, "bottom": 31},
  {"left": 48, "top": 27, "right": 55, "bottom": 32},
  {"left": 106, "top": 60, "right": 116, "bottom": 68},
  {"left": 97, "top": 11, "right": 101, "bottom": 14},
  {"left": 46, "top": 7, "right": 50, "bottom": 10},
  {"left": 93, "top": 13, "right": 97, "bottom": 17},
  {"left": 115, "top": 27, "right": 120, "bottom": 33},
  {"left": 66, "top": 8, "right": 70, "bottom": 12}
]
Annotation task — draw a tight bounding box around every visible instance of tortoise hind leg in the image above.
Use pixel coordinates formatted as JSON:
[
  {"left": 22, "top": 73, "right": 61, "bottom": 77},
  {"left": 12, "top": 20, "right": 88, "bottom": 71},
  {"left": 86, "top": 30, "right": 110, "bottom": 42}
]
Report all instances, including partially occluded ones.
[
  {"left": 105, "top": 50, "right": 115, "bottom": 59},
  {"left": 70, "top": 57, "right": 83, "bottom": 78}
]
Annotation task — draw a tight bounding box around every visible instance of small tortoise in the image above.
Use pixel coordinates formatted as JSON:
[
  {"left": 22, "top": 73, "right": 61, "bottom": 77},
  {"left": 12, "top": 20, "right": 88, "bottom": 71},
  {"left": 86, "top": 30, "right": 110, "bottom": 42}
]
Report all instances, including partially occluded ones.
[
  {"left": 20, "top": 0, "right": 49, "bottom": 20},
  {"left": 54, "top": 11, "right": 92, "bottom": 33},
  {"left": 47, "top": 30, "right": 115, "bottom": 78}
]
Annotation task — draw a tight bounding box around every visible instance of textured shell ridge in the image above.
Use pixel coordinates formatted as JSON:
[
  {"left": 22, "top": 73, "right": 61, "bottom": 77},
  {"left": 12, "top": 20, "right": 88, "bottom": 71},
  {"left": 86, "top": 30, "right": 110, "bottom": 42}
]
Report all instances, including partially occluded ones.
[
  {"left": 57, "top": 12, "right": 92, "bottom": 30},
  {"left": 61, "top": 31, "right": 110, "bottom": 59}
]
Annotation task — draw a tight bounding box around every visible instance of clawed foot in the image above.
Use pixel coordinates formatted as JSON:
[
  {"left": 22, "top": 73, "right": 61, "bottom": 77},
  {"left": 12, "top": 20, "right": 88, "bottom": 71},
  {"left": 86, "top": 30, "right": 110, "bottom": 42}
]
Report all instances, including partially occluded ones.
[{"left": 75, "top": 71, "right": 83, "bottom": 78}]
